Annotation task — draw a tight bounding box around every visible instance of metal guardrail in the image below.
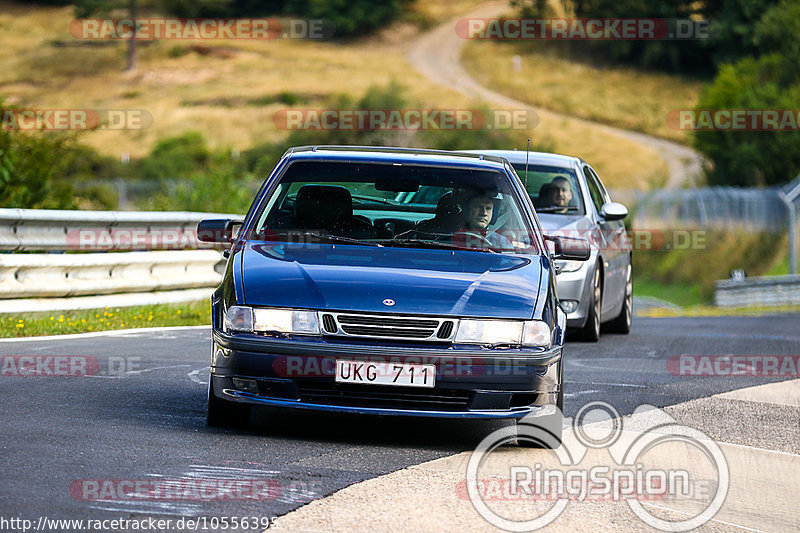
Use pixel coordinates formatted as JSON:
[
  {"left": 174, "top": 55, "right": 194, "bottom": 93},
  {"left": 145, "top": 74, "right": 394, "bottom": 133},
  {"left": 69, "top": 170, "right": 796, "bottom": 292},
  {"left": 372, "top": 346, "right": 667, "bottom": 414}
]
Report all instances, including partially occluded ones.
[
  {"left": 0, "top": 250, "right": 224, "bottom": 299},
  {"left": 0, "top": 208, "right": 240, "bottom": 251},
  {"left": 714, "top": 274, "right": 800, "bottom": 307},
  {"left": 0, "top": 209, "right": 241, "bottom": 310}
]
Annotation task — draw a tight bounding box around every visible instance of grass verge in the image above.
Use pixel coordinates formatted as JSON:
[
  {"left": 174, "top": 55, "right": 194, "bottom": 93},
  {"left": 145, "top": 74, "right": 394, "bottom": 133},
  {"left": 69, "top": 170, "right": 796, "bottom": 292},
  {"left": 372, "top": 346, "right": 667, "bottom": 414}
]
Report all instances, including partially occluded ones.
[
  {"left": 634, "top": 230, "right": 787, "bottom": 302},
  {"left": 633, "top": 278, "right": 704, "bottom": 308},
  {"left": 0, "top": 301, "right": 210, "bottom": 338}
]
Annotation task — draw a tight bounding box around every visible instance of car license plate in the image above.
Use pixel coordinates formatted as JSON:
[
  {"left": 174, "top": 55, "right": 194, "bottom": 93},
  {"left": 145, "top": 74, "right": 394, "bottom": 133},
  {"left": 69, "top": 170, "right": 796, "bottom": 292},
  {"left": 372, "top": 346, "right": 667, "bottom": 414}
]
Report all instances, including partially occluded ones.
[{"left": 335, "top": 359, "right": 435, "bottom": 388}]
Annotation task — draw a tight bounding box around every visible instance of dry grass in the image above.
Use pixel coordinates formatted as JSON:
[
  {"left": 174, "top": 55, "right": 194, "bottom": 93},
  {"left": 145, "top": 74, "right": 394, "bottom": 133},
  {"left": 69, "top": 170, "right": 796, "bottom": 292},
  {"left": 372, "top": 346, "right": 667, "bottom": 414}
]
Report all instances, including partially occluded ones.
[
  {"left": 0, "top": 0, "right": 667, "bottom": 188},
  {"left": 639, "top": 304, "right": 800, "bottom": 318},
  {"left": 461, "top": 40, "right": 706, "bottom": 143}
]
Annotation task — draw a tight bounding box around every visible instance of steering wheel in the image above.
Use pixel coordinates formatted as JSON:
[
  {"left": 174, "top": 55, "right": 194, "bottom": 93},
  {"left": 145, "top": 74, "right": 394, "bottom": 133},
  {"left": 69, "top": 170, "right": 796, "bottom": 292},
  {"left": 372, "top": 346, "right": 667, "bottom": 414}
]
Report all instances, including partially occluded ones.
[{"left": 454, "top": 231, "right": 497, "bottom": 251}]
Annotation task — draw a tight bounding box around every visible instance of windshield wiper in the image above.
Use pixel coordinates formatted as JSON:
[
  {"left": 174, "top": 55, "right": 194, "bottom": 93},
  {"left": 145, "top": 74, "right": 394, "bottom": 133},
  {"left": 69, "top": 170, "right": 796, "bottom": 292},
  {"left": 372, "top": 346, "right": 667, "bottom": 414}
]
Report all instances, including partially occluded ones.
[
  {"left": 536, "top": 206, "right": 580, "bottom": 213},
  {"left": 380, "top": 238, "right": 499, "bottom": 253},
  {"left": 262, "top": 231, "right": 383, "bottom": 247}
]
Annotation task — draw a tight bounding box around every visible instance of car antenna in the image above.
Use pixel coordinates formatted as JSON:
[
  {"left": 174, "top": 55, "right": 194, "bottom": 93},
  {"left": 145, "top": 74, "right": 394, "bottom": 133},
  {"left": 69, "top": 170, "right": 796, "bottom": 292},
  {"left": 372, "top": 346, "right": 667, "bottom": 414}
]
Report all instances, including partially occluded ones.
[{"left": 524, "top": 138, "right": 530, "bottom": 190}]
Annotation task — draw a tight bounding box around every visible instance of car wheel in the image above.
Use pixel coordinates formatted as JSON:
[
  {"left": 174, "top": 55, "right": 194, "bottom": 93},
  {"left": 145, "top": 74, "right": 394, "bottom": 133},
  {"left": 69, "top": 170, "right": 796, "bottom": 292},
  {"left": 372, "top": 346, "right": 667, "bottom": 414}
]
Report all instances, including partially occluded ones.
[
  {"left": 516, "top": 365, "right": 564, "bottom": 449},
  {"left": 577, "top": 263, "right": 602, "bottom": 342},
  {"left": 206, "top": 377, "right": 251, "bottom": 427},
  {"left": 605, "top": 262, "right": 632, "bottom": 334}
]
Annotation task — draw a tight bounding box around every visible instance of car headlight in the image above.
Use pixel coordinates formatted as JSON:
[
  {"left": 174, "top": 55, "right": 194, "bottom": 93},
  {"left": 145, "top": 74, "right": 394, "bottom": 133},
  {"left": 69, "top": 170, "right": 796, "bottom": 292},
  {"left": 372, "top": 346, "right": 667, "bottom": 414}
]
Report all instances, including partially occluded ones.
[
  {"left": 555, "top": 260, "right": 583, "bottom": 273},
  {"left": 224, "top": 305, "right": 254, "bottom": 333},
  {"left": 224, "top": 306, "right": 320, "bottom": 335},
  {"left": 455, "top": 319, "right": 551, "bottom": 348}
]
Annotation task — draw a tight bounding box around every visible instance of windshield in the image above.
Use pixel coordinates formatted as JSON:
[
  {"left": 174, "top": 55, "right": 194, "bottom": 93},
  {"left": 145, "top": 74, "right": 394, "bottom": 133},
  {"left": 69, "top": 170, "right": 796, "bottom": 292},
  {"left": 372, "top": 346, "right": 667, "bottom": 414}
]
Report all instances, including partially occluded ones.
[
  {"left": 251, "top": 160, "right": 540, "bottom": 254},
  {"left": 512, "top": 164, "right": 585, "bottom": 215}
]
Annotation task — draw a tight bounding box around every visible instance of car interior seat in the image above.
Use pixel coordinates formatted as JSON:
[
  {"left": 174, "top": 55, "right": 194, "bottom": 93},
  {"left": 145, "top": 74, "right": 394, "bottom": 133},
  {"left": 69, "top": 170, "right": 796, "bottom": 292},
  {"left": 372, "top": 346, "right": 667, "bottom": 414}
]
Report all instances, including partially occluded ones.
[
  {"left": 414, "top": 191, "right": 463, "bottom": 234},
  {"left": 293, "top": 185, "right": 374, "bottom": 239}
]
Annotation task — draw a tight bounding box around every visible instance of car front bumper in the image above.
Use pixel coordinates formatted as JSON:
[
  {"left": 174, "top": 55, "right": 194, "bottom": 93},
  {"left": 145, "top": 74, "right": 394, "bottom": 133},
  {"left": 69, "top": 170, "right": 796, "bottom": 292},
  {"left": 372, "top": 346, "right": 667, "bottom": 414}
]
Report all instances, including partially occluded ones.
[{"left": 210, "top": 330, "right": 563, "bottom": 419}]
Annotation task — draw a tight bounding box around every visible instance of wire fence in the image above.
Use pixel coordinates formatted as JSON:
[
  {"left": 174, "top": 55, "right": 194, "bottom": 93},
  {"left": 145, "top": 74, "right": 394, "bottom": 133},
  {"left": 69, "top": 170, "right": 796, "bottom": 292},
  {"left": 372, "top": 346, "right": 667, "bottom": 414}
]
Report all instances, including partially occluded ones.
[{"left": 612, "top": 187, "right": 791, "bottom": 232}]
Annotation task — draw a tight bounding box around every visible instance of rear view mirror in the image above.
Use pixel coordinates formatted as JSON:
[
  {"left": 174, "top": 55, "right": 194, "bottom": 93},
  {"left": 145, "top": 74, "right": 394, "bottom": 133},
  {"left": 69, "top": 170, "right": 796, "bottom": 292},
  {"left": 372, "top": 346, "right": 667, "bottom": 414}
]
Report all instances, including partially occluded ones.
[
  {"left": 375, "top": 178, "right": 420, "bottom": 192},
  {"left": 545, "top": 235, "right": 590, "bottom": 261},
  {"left": 197, "top": 219, "right": 243, "bottom": 243}
]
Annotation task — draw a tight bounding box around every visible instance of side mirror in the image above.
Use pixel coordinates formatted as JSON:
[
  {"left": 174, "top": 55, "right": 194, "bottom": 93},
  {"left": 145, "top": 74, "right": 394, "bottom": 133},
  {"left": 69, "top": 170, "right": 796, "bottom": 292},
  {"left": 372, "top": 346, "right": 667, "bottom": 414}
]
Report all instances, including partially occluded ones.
[
  {"left": 600, "top": 202, "right": 628, "bottom": 221},
  {"left": 545, "top": 235, "right": 591, "bottom": 261},
  {"left": 197, "top": 219, "right": 243, "bottom": 244}
]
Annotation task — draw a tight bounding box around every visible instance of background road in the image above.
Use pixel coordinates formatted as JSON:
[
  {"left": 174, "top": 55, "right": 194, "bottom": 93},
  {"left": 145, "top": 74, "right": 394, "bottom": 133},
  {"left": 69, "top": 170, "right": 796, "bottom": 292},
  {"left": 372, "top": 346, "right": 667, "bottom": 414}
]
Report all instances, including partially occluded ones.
[
  {"left": 1, "top": 315, "right": 798, "bottom": 529},
  {"left": 407, "top": 1, "right": 704, "bottom": 188}
]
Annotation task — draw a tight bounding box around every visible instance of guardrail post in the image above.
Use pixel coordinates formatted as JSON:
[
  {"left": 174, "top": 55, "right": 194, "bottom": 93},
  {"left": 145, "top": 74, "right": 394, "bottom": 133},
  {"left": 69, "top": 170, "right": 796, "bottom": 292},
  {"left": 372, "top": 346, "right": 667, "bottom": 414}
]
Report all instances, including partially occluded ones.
[{"left": 780, "top": 174, "right": 800, "bottom": 275}]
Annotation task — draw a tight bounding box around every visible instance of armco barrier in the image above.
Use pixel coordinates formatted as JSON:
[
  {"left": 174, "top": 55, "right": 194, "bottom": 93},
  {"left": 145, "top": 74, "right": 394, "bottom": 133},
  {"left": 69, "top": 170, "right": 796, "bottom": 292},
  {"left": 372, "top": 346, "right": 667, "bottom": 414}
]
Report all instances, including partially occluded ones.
[
  {"left": 0, "top": 250, "right": 224, "bottom": 299},
  {"left": 0, "top": 209, "right": 239, "bottom": 310},
  {"left": 0, "top": 208, "right": 239, "bottom": 251},
  {"left": 714, "top": 274, "right": 800, "bottom": 307}
]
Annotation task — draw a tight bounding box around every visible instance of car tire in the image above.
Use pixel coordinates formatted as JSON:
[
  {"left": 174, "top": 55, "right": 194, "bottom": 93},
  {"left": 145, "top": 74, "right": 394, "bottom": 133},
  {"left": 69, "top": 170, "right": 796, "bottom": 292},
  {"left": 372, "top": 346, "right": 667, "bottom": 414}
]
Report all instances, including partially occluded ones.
[
  {"left": 605, "top": 262, "right": 632, "bottom": 334},
  {"left": 576, "top": 263, "right": 602, "bottom": 342},
  {"left": 206, "top": 378, "right": 251, "bottom": 428},
  {"left": 516, "top": 366, "right": 564, "bottom": 449}
]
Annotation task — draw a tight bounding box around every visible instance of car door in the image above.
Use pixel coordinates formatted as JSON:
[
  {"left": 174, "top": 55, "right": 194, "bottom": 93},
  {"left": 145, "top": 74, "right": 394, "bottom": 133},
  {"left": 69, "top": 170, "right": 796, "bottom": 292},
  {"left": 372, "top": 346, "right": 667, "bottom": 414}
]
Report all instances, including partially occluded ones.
[{"left": 583, "top": 165, "right": 626, "bottom": 317}]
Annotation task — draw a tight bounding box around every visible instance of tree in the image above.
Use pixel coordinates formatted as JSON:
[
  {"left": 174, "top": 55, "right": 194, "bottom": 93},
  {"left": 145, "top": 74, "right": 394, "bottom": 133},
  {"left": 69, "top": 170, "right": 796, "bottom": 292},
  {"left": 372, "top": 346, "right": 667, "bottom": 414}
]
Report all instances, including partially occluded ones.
[
  {"left": 74, "top": 0, "right": 139, "bottom": 71},
  {"left": 693, "top": 0, "right": 800, "bottom": 186}
]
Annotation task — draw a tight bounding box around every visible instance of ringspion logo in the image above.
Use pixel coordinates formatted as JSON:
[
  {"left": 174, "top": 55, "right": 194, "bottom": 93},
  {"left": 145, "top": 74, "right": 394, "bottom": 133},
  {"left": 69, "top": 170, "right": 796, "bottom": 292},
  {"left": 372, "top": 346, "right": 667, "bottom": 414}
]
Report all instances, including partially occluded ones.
[{"left": 467, "top": 402, "right": 729, "bottom": 531}]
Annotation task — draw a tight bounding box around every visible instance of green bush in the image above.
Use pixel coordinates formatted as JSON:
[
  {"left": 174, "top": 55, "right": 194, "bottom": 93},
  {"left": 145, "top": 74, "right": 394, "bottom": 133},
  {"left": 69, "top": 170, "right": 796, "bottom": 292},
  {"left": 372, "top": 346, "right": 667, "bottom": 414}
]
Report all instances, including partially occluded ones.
[
  {"left": 693, "top": 55, "right": 800, "bottom": 186},
  {"left": 135, "top": 131, "right": 211, "bottom": 181},
  {"left": 286, "top": 0, "right": 411, "bottom": 37},
  {"left": 0, "top": 125, "right": 118, "bottom": 210},
  {"left": 144, "top": 163, "right": 255, "bottom": 214}
]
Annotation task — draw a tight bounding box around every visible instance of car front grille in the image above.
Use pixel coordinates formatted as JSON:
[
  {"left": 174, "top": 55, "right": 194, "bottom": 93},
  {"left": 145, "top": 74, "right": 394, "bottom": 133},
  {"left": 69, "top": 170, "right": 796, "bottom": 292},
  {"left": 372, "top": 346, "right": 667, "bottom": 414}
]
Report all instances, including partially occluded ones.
[
  {"left": 297, "top": 382, "right": 471, "bottom": 411},
  {"left": 319, "top": 312, "right": 456, "bottom": 342}
]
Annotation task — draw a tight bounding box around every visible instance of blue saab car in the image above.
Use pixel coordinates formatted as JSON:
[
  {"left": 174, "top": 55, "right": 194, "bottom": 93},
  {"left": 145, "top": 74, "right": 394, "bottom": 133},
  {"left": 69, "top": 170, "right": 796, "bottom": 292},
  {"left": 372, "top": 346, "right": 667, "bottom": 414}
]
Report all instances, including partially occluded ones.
[{"left": 198, "top": 146, "right": 589, "bottom": 446}]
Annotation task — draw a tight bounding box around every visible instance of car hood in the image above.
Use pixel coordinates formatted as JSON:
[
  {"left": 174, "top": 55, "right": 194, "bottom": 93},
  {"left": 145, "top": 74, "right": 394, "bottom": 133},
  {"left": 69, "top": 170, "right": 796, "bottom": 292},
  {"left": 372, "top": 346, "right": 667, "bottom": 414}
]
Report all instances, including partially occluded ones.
[
  {"left": 238, "top": 243, "right": 545, "bottom": 319},
  {"left": 537, "top": 214, "right": 590, "bottom": 233}
]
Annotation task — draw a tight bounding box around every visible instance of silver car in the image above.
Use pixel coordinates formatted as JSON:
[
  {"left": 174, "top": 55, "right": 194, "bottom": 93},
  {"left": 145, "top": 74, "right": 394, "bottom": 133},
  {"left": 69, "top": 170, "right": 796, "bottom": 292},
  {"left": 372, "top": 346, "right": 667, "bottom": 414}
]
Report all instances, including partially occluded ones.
[{"left": 463, "top": 150, "right": 632, "bottom": 341}]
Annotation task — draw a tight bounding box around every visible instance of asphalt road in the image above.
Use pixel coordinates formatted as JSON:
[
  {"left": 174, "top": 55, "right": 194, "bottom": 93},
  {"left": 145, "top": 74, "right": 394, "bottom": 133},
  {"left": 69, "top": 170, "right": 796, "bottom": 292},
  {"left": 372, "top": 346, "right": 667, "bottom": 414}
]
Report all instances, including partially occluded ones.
[{"left": 1, "top": 315, "right": 798, "bottom": 531}]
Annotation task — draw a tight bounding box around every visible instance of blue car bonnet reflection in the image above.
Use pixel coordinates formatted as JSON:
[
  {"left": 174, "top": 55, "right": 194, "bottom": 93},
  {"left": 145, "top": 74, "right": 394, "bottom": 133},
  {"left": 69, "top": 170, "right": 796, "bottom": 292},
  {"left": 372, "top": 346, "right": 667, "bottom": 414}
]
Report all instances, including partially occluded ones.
[{"left": 239, "top": 242, "right": 545, "bottom": 319}]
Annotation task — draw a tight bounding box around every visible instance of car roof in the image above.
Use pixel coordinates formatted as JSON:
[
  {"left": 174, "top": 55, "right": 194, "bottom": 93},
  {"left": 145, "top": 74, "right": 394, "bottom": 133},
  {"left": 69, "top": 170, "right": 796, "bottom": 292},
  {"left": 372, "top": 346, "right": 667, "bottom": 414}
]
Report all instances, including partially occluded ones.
[
  {"left": 459, "top": 149, "right": 583, "bottom": 168},
  {"left": 283, "top": 145, "right": 510, "bottom": 170}
]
